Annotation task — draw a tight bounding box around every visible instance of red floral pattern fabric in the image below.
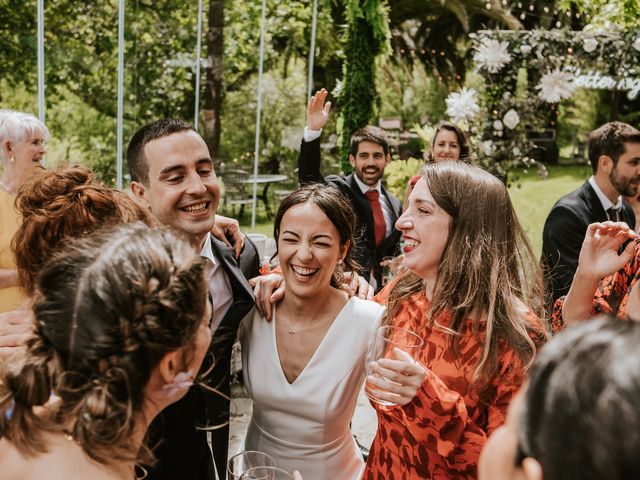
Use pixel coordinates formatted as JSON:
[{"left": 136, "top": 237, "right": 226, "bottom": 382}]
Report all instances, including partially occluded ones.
[
  {"left": 551, "top": 242, "right": 640, "bottom": 330},
  {"left": 362, "top": 285, "right": 543, "bottom": 480}
]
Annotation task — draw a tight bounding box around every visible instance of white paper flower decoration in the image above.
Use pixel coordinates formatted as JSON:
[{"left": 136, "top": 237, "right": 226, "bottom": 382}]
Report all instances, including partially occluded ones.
[
  {"left": 633, "top": 37, "right": 640, "bottom": 52},
  {"left": 445, "top": 88, "right": 480, "bottom": 123},
  {"left": 503, "top": 109, "right": 520, "bottom": 130},
  {"left": 583, "top": 38, "right": 598, "bottom": 53},
  {"left": 474, "top": 39, "right": 512, "bottom": 73},
  {"left": 520, "top": 44, "right": 532, "bottom": 55},
  {"left": 512, "top": 146, "right": 521, "bottom": 156},
  {"left": 481, "top": 140, "right": 494, "bottom": 156},
  {"left": 493, "top": 120, "right": 504, "bottom": 131},
  {"left": 536, "top": 69, "right": 576, "bottom": 103}
]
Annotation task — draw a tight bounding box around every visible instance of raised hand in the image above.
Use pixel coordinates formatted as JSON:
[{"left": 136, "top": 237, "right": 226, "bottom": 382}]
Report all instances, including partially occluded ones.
[
  {"left": 577, "top": 221, "right": 637, "bottom": 280},
  {"left": 306, "top": 88, "right": 332, "bottom": 131}
]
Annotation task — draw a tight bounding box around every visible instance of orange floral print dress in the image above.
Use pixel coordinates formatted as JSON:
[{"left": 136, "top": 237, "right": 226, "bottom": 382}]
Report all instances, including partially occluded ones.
[
  {"left": 363, "top": 285, "right": 543, "bottom": 480},
  {"left": 551, "top": 242, "right": 640, "bottom": 331}
]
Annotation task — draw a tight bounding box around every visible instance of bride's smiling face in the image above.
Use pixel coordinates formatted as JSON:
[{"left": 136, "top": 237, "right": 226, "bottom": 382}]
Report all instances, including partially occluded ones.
[{"left": 277, "top": 202, "right": 348, "bottom": 298}]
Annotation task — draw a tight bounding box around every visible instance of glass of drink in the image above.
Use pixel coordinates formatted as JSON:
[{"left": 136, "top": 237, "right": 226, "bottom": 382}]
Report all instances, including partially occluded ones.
[
  {"left": 364, "top": 325, "right": 424, "bottom": 406},
  {"left": 227, "top": 451, "right": 277, "bottom": 480},
  {"left": 239, "top": 466, "right": 295, "bottom": 480}
]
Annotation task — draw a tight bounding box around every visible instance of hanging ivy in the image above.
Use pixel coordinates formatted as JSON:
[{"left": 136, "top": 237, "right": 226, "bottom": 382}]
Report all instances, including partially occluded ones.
[{"left": 337, "top": 0, "right": 390, "bottom": 172}]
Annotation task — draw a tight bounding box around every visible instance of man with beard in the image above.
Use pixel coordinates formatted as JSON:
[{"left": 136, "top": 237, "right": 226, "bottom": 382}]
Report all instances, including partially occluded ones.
[
  {"left": 297, "top": 89, "right": 402, "bottom": 291},
  {"left": 542, "top": 121, "right": 640, "bottom": 305}
]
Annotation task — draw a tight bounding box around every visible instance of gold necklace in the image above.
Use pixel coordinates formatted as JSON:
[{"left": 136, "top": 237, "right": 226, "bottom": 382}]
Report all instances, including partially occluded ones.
[{"left": 279, "top": 302, "right": 327, "bottom": 335}]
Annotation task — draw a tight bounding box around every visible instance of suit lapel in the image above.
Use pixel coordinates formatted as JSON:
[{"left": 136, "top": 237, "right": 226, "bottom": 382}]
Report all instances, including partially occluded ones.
[
  {"left": 583, "top": 181, "right": 609, "bottom": 222},
  {"left": 209, "top": 235, "right": 254, "bottom": 303}
]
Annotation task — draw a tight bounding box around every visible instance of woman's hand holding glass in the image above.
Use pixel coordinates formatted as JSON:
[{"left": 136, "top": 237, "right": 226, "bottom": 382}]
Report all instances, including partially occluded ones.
[{"left": 366, "top": 347, "right": 427, "bottom": 407}]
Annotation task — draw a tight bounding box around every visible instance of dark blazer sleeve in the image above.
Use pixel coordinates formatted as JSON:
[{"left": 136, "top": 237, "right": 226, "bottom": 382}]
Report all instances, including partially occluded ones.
[
  {"left": 541, "top": 204, "right": 588, "bottom": 303},
  {"left": 298, "top": 137, "right": 326, "bottom": 185}
]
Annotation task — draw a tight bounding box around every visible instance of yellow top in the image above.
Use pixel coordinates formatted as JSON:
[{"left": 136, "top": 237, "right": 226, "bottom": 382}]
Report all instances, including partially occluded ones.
[{"left": 0, "top": 188, "right": 26, "bottom": 312}]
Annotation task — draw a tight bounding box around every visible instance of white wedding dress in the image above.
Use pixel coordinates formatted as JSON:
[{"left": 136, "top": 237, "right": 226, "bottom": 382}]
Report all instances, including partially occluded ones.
[{"left": 239, "top": 297, "right": 384, "bottom": 480}]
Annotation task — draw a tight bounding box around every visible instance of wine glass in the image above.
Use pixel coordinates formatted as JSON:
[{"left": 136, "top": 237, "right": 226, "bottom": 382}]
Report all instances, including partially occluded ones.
[
  {"left": 364, "top": 325, "right": 424, "bottom": 406},
  {"left": 227, "top": 451, "right": 277, "bottom": 480},
  {"left": 239, "top": 466, "right": 295, "bottom": 480}
]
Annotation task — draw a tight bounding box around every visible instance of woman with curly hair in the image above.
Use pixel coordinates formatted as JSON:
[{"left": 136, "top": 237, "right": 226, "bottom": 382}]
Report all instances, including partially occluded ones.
[
  {"left": 0, "top": 223, "right": 212, "bottom": 479},
  {"left": 0, "top": 166, "right": 150, "bottom": 360}
]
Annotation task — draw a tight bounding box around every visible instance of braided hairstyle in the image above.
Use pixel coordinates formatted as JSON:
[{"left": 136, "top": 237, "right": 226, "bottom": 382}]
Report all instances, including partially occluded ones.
[
  {"left": 0, "top": 223, "right": 207, "bottom": 464},
  {"left": 12, "top": 165, "right": 152, "bottom": 295}
]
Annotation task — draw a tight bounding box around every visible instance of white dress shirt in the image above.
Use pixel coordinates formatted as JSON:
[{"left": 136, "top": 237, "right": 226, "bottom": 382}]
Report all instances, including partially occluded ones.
[
  {"left": 200, "top": 234, "right": 233, "bottom": 334},
  {"left": 589, "top": 176, "right": 622, "bottom": 219}
]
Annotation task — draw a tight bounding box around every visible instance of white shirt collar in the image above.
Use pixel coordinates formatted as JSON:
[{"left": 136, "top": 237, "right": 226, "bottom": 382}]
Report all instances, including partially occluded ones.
[
  {"left": 589, "top": 176, "right": 622, "bottom": 211},
  {"left": 353, "top": 174, "right": 382, "bottom": 195},
  {"left": 199, "top": 233, "right": 218, "bottom": 266}
]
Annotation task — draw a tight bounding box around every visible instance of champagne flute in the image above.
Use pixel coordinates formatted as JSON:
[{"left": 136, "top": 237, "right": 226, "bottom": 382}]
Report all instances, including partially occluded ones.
[{"left": 227, "top": 451, "right": 276, "bottom": 480}]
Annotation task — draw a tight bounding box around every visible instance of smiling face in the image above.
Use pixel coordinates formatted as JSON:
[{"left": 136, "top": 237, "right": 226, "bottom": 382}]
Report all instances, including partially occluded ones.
[
  {"left": 4, "top": 130, "right": 47, "bottom": 176},
  {"left": 349, "top": 141, "right": 390, "bottom": 186},
  {"left": 277, "top": 202, "right": 348, "bottom": 299},
  {"left": 396, "top": 177, "right": 451, "bottom": 286},
  {"left": 609, "top": 142, "right": 640, "bottom": 197},
  {"left": 432, "top": 129, "right": 461, "bottom": 162},
  {"left": 131, "top": 130, "right": 220, "bottom": 248}
]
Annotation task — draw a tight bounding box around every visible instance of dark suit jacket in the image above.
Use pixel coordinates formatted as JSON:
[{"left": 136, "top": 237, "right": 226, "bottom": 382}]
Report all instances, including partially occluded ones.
[
  {"left": 298, "top": 138, "right": 402, "bottom": 290},
  {"left": 147, "top": 235, "right": 259, "bottom": 480},
  {"left": 541, "top": 180, "right": 635, "bottom": 305}
]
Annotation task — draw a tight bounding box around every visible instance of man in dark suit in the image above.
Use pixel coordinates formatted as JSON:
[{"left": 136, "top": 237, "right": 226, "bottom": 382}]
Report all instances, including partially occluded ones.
[
  {"left": 127, "top": 119, "right": 260, "bottom": 480},
  {"left": 542, "top": 121, "right": 640, "bottom": 305},
  {"left": 298, "top": 89, "right": 402, "bottom": 291}
]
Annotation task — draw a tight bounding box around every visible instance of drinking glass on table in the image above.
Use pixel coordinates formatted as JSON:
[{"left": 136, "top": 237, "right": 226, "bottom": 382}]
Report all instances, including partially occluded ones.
[
  {"left": 239, "top": 466, "right": 295, "bottom": 480},
  {"left": 227, "top": 451, "right": 277, "bottom": 480},
  {"left": 364, "top": 325, "right": 424, "bottom": 406}
]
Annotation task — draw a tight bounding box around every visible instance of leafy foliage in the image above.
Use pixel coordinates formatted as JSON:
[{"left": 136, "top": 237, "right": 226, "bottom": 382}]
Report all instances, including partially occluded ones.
[{"left": 337, "top": 0, "right": 390, "bottom": 171}]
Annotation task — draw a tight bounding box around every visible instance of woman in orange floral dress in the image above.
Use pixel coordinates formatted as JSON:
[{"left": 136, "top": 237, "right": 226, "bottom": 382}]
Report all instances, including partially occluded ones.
[{"left": 362, "top": 161, "right": 547, "bottom": 479}]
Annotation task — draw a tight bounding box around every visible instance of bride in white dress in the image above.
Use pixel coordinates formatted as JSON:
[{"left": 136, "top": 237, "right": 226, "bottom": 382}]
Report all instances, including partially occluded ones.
[{"left": 239, "top": 184, "right": 385, "bottom": 480}]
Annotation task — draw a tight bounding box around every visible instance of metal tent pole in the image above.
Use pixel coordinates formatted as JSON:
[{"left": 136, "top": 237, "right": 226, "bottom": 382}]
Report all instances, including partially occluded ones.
[
  {"left": 307, "top": 0, "right": 319, "bottom": 100},
  {"left": 194, "top": 0, "right": 204, "bottom": 130},
  {"left": 251, "top": 0, "right": 267, "bottom": 229},
  {"left": 37, "top": 0, "right": 45, "bottom": 125},
  {"left": 116, "top": 0, "right": 125, "bottom": 190}
]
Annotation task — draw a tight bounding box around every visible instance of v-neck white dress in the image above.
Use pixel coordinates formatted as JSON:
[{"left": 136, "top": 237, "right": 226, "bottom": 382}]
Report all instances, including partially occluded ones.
[{"left": 239, "top": 297, "right": 385, "bottom": 480}]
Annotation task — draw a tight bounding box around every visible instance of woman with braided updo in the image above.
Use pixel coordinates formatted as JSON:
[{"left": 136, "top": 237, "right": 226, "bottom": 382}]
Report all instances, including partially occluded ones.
[
  {"left": 0, "top": 223, "right": 212, "bottom": 480},
  {"left": 0, "top": 166, "right": 150, "bottom": 360}
]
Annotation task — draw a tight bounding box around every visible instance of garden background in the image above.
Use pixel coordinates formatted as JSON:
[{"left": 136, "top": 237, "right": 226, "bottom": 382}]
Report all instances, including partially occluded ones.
[{"left": 2, "top": 0, "right": 639, "bottom": 255}]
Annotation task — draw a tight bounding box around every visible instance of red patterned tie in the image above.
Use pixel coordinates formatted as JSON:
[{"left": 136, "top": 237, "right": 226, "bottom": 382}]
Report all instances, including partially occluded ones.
[{"left": 365, "top": 189, "right": 386, "bottom": 246}]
